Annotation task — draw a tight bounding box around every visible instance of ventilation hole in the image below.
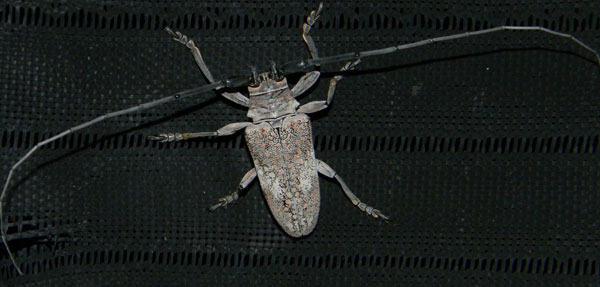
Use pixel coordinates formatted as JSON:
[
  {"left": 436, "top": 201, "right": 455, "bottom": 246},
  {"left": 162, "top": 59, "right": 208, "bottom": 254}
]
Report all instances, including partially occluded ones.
[
  {"left": 492, "top": 258, "right": 500, "bottom": 272},
  {"left": 558, "top": 260, "right": 565, "bottom": 274}
]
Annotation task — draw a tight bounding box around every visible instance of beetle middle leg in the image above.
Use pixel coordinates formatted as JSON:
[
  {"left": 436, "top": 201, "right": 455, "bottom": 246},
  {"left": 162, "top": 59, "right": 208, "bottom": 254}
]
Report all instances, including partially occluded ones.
[
  {"left": 316, "top": 160, "right": 389, "bottom": 220},
  {"left": 148, "top": 122, "right": 252, "bottom": 142},
  {"left": 210, "top": 168, "right": 257, "bottom": 211}
]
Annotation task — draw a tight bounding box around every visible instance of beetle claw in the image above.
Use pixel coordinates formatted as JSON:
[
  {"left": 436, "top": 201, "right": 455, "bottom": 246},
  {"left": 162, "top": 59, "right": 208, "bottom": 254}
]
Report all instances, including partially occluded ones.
[
  {"left": 209, "top": 192, "right": 239, "bottom": 211},
  {"left": 373, "top": 209, "right": 390, "bottom": 221},
  {"left": 147, "top": 134, "right": 168, "bottom": 142},
  {"left": 209, "top": 201, "right": 225, "bottom": 211}
]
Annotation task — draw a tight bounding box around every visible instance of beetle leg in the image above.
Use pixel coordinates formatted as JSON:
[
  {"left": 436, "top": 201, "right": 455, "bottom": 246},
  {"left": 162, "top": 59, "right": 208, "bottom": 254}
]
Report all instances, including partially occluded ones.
[
  {"left": 316, "top": 160, "right": 389, "bottom": 220},
  {"left": 164, "top": 26, "right": 216, "bottom": 83},
  {"left": 325, "top": 59, "right": 361, "bottom": 105},
  {"left": 148, "top": 122, "right": 252, "bottom": 143},
  {"left": 164, "top": 27, "right": 250, "bottom": 107},
  {"left": 302, "top": 2, "right": 324, "bottom": 60},
  {"left": 297, "top": 59, "right": 361, "bottom": 114},
  {"left": 291, "top": 71, "right": 321, "bottom": 97},
  {"left": 210, "top": 168, "right": 257, "bottom": 211}
]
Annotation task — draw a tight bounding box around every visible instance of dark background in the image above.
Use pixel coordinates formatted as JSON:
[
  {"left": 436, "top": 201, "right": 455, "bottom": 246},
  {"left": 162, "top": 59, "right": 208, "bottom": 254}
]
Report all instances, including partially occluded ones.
[{"left": 1, "top": 0, "right": 599, "bottom": 286}]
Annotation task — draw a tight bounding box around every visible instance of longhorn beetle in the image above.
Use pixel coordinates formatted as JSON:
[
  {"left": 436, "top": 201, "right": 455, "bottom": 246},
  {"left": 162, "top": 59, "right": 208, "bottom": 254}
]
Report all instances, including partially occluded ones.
[{"left": 2, "top": 3, "right": 600, "bottom": 275}]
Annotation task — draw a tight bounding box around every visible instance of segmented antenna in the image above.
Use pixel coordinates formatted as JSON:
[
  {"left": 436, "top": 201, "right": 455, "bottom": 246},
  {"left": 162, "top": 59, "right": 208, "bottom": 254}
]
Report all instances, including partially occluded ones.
[{"left": 281, "top": 26, "right": 600, "bottom": 74}]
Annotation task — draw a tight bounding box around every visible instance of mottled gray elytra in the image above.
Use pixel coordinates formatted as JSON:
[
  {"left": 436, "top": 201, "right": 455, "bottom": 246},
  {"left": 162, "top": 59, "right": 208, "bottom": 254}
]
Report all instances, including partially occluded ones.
[{"left": 2, "top": 2, "right": 600, "bottom": 275}]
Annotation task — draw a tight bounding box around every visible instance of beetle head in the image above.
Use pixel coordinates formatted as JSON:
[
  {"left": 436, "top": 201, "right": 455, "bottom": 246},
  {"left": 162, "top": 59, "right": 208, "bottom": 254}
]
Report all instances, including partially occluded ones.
[{"left": 247, "top": 62, "right": 288, "bottom": 97}]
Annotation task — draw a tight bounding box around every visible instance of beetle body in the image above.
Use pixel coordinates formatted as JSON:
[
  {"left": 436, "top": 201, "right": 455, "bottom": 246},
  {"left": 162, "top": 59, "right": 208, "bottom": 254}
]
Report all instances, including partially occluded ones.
[{"left": 245, "top": 75, "right": 320, "bottom": 237}]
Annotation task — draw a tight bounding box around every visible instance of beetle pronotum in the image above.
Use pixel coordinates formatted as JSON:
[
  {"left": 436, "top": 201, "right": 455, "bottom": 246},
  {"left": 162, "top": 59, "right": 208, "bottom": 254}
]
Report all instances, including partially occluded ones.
[{"left": 2, "top": 3, "right": 599, "bottom": 275}]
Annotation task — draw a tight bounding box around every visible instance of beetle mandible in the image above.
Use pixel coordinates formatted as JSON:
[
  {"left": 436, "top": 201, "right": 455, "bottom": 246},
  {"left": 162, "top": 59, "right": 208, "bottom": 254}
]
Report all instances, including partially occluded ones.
[{"left": 2, "top": 2, "right": 600, "bottom": 275}]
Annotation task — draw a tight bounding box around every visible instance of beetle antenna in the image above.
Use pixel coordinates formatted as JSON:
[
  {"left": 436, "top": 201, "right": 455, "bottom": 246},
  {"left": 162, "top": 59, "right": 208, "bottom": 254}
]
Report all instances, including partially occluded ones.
[
  {"left": 269, "top": 60, "right": 283, "bottom": 80},
  {"left": 248, "top": 65, "right": 259, "bottom": 86},
  {"left": 281, "top": 25, "right": 600, "bottom": 74},
  {"left": 0, "top": 80, "right": 228, "bottom": 276}
]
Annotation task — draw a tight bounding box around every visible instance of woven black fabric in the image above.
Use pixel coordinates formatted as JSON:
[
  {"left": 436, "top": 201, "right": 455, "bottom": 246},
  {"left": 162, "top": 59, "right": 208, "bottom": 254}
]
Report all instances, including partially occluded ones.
[{"left": 1, "top": 0, "right": 599, "bottom": 285}]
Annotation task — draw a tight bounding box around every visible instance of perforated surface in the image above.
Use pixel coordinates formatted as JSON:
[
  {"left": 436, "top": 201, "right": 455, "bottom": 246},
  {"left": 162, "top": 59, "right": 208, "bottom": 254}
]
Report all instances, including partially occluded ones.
[{"left": 1, "top": 0, "right": 599, "bottom": 285}]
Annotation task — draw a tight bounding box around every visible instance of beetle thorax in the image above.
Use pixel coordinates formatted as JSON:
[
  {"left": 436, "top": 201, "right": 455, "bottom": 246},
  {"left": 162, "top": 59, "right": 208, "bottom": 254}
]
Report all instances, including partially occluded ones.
[{"left": 246, "top": 74, "right": 299, "bottom": 122}]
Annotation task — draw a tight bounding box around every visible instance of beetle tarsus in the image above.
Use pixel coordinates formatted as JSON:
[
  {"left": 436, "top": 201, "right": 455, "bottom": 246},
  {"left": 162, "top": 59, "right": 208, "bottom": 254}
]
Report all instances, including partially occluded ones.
[
  {"left": 373, "top": 209, "right": 390, "bottom": 221},
  {"left": 302, "top": 2, "right": 324, "bottom": 60},
  {"left": 209, "top": 192, "right": 239, "bottom": 211},
  {"left": 307, "top": 2, "right": 323, "bottom": 25},
  {"left": 164, "top": 26, "right": 196, "bottom": 48},
  {"left": 358, "top": 201, "right": 389, "bottom": 221},
  {"left": 147, "top": 133, "right": 182, "bottom": 143},
  {"left": 147, "top": 134, "right": 166, "bottom": 142},
  {"left": 210, "top": 169, "right": 257, "bottom": 211}
]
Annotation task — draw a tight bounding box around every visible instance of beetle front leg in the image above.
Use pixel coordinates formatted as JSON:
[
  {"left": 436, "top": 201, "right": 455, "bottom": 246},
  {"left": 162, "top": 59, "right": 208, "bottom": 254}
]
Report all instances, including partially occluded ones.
[
  {"left": 302, "top": 2, "right": 324, "bottom": 60},
  {"left": 164, "top": 27, "right": 217, "bottom": 83},
  {"left": 209, "top": 168, "right": 257, "bottom": 211},
  {"left": 164, "top": 27, "right": 250, "bottom": 107},
  {"left": 289, "top": 2, "right": 325, "bottom": 99},
  {"left": 297, "top": 59, "right": 361, "bottom": 114},
  {"left": 148, "top": 122, "right": 252, "bottom": 143},
  {"left": 316, "top": 160, "right": 389, "bottom": 220}
]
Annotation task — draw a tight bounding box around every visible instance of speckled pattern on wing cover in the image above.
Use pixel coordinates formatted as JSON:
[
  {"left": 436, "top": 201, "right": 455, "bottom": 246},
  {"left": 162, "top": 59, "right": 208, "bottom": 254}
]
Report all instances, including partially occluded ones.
[{"left": 245, "top": 114, "right": 320, "bottom": 237}]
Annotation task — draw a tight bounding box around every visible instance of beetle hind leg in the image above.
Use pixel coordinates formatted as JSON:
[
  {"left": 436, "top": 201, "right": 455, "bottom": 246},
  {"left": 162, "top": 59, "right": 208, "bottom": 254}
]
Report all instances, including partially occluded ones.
[
  {"left": 209, "top": 191, "right": 240, "bottom": 211},
  {"left": 316, "top": 160, "right": 389, "bottom": 220},
  {"left": 209, "top": 168, "right": 257, "bottom": 211}
]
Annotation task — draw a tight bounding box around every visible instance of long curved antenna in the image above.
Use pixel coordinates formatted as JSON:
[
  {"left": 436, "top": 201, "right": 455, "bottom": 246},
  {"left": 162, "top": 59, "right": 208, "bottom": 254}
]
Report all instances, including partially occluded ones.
[
  {"left": 282, "top": 26, "right": 600, "bottom": 73},
  {"left": 0, "top": 78, "right": 239, "bottom": 275}
]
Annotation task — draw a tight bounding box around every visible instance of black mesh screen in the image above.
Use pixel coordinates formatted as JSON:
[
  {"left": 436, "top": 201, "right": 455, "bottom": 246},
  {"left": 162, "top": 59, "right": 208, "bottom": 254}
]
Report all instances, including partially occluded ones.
[{"left": 1, "top": 1, "right": 599, "bottom": 285}]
